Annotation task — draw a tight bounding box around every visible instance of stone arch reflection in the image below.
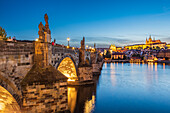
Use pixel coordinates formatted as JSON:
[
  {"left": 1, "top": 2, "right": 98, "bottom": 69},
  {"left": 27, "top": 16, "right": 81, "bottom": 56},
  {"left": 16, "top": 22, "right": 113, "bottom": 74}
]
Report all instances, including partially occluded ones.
[
  {"left": 68, "top": 85, "right": 97, "bottom": 113},
  {"left": 0, "top": 85, "right": 21, "bottom": 113},
  {"left": 57, "top": 57, "right": 78, "bottom": 81}
]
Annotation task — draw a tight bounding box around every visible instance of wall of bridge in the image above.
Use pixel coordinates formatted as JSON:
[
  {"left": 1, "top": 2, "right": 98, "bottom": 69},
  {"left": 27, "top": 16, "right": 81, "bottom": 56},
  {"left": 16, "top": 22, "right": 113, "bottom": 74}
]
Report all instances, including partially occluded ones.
[
  {"left": 51, "top": 46, "right": 79, "bottom": 68},
  {"left": 0, "top": 41, "right": 35, "bottom": 105},
  {"left": 0, "top": 40, "right": 95, "bottom": 107}
]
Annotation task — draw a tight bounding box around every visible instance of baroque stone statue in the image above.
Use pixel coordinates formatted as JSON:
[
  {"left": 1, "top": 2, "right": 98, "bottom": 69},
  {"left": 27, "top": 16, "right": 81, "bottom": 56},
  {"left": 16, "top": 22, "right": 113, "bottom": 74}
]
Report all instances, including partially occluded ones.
[
  {"left": 81, "top": 37, "right": 85, "bottom": 50},
  {"left": 79, "top": 37, "right": 86, "bottom": 66},
  {"left": 44, "top": 14, "right": 48, "bottom": 25},
  {"left": 38, "top": 22, "right": 44, "bottom": 32}
]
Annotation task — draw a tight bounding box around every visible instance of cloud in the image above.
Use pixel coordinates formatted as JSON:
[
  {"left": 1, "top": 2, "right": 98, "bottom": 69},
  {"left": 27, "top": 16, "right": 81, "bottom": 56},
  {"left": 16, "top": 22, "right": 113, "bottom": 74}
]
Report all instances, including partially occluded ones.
[{"left": 53, "top": 34, "right": 170, "bottom": 48}]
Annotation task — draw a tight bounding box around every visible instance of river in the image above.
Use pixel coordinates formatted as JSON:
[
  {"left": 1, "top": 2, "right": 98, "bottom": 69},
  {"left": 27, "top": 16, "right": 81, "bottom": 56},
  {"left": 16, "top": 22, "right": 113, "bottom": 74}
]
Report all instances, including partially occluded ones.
[{"left": 71, "top": 62, "right": 170, "bottom": 113}]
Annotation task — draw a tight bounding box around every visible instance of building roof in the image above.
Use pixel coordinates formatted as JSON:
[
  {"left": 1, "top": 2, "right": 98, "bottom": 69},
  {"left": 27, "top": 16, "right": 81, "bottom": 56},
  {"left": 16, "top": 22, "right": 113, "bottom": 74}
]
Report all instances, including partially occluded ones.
[
  {"left": 21, "top": 64, "right": 67, "bottom": 86},
  {"left": 152, "top": 42, "right": 166, "bottom": 45},
  {"left": 125, "top": 44, "right": 145, "bottom": 46}
]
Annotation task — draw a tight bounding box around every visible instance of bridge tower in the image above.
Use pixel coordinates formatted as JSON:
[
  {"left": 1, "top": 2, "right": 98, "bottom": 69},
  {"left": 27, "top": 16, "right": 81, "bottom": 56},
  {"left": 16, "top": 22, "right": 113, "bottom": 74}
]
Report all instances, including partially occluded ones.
[{"left": 34, "top": 14, "right": 52, "bottom": 68}]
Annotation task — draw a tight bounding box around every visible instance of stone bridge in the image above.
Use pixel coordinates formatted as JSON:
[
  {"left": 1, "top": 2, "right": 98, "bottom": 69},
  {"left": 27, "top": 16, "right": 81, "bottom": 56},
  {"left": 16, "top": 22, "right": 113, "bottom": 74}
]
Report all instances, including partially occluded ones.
[{"left": 0, "top": 14, "right": 103, "bottom": 112}]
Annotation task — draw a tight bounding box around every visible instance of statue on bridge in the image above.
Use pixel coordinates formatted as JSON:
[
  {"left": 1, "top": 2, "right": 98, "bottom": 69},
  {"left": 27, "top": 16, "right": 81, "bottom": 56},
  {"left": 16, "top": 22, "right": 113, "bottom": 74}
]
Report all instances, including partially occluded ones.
[
  {"left": 81, "top": 37, "right": 85, "bottom": 50},
  {"left": 38, "top": 22, "right": 45, "bottom": 42},
  {"left": 44, "top": 13, "right": 51, "bottom": 34},
  {"left": 79, "top": 37, "right": 86, "bottom": 66},
  {"left": 44, "top": 14, "right": 48, "bottom": 25}
]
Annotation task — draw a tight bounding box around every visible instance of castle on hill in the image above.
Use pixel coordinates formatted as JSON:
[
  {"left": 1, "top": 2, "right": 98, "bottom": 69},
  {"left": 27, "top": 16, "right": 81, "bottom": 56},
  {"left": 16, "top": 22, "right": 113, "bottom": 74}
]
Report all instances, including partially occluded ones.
[
  {"left": 145, "top": 35, "right": 162, "bottom": 45},
  {"left": 117, "top": 35, "right": 167, "bottom": 50}
]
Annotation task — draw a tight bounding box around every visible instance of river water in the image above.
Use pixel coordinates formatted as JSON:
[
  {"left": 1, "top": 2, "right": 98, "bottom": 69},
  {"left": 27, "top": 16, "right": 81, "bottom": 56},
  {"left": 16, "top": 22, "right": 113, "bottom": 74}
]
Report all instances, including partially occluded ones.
[{"left": 72, "top": 62, "right": 170, "bottom": 113}]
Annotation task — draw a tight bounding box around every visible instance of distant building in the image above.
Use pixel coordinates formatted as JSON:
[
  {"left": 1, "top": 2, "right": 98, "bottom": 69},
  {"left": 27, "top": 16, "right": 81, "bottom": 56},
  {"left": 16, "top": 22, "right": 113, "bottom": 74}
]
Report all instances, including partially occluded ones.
[
  {"left": 124, "top": 35, "right": 166, "bottom": 50},
  {"left": 157, "top": 50, "right": 170, "bottom": 60},
  {"left": 145, "top": 35, "right": 161, "bottom": 44},
  {"left": 109, "top": 44, "right": 124, "bottom": 52},
  {"left": 111, "top": 52, "right": 125, "bottom": 59},
  {"left": 166, "top": 44, "right": 170, "bottom": 49},
  {"left": 97, "top": 48, "right": 109, "bottom": 55},
  {"left": 130, "top": 57, "right": 141, "bottom": 63}
]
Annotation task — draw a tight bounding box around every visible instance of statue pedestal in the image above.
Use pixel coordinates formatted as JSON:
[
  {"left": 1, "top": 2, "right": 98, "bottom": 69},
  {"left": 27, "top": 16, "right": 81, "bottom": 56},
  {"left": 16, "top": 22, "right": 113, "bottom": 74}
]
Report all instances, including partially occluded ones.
[
  {"left": 67, "top": 66, "right": 93, "bottom": 85},
  {"left": 78, "top": 66, "right": 93, "bottom": 81},
  {"left": 92, "top": 63, "right": 101, "bottom": 76},
  {"left": 99, "top": 60, "right": 104, "bottom": 70}
]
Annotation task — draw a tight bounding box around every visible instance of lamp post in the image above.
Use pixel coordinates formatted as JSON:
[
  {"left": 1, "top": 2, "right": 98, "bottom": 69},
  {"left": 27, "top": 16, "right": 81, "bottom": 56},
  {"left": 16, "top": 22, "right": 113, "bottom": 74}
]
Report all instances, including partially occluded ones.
[
  {"left": 67, "top": 37, "right": 70, "bottom": 46},
  {"left": 35, "top": 38, "right": 39, "bottom": 41},
  {"left": 86, "top": 45, "right": 88, "bottom": 49}
]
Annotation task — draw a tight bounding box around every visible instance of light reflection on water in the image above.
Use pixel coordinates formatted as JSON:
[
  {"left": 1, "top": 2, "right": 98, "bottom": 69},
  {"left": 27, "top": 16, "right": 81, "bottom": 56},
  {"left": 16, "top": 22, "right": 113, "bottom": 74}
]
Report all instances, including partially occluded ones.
[{"left": 94, "top": 62, "right": 170, "bottom": 113}]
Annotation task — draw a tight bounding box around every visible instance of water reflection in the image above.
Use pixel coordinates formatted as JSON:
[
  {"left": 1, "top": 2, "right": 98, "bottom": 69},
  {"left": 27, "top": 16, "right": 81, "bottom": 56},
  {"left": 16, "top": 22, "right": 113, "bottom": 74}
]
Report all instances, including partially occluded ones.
[
  {"left": 94, "top": 63, "right": 170, "bottom": 113},
  {"left": 68, "top": 87, "right": 77, "bottom": 113},
  {"left": 68, "top": 83, "right": 97, "bottom": 113},
  {"left": 155, "top": 62, "right": 157, "bottom": 71},
  {"left": 110, "top": 63, "right": 116, "bottom": 86},
  {"left": 163, "top": 63, "right": 165, "bottom": 70}
]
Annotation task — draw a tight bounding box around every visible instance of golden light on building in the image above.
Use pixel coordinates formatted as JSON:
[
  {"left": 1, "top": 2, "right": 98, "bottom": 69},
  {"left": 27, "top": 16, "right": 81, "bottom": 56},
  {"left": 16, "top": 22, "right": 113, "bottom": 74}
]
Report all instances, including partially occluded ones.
[
  {"left": 57, "top": 57, "right": 77, "bottom": 81},
  {"left": 68, "top": 79, "right": 75, "bottom": 82},
  {"left": 124, "top": 36, "right": 167, "bottom": 50},
  {"left": 109, "top": 49, "right": 112, "bottom": 54},
  {"left": 89, "top": 47, "right": 92, "bottom": 49},
  {"left": 0, "top": 86, "right": 21, "bottom": 113}
]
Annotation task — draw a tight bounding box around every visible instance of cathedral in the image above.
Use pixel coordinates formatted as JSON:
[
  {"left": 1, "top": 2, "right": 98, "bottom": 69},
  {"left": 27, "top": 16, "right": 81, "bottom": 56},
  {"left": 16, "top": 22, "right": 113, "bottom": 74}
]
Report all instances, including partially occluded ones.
[
  {"left": 145, "top": 35, "right": 161, "bottom": 45},
  {"left": 124, "top": 35, "right": 167, "bottom": 50}
]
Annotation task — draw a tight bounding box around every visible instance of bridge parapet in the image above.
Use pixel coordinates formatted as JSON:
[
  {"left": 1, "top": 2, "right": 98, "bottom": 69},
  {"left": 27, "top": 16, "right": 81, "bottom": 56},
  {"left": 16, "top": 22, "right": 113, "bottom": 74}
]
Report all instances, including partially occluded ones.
[
  {"left": 0, "top": 40, "right": 35, "bottom": 106},
  {"left": 0, "top": 41, "right": 34, "bottom": 86},
  {"left": 51, "top": 45, "right": 79, "bottom": 68}
]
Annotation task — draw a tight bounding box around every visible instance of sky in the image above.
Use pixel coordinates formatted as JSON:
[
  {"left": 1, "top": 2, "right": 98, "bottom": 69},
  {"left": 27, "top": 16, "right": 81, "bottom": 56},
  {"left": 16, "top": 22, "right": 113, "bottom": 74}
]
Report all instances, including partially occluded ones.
[{"left": 1, "top": 0, "right": 170, "bottom": 48}]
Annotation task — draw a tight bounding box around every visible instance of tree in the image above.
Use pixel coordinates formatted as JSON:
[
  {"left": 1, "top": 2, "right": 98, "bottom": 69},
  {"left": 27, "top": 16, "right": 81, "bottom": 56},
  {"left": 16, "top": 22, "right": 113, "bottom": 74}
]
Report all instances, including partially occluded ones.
[
  {"left": 0, "top": 26, "right": 7, "bottom": 40},
  {"left": 123, "top": 55, "right": 126, "bottom": 60},
  {"left": 105, "top": 50, "right": 111, "bottom": 58}
]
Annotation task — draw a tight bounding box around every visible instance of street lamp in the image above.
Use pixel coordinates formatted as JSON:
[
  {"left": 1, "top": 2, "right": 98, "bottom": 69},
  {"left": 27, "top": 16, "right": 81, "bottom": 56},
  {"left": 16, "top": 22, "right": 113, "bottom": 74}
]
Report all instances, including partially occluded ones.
[
  {"left": 35, "top": 38, "right": 39, "bottom": 41},
  {"left": 86, "top": 45, "right": 88, "bottom": 49},
  {"left": 67, "top": 37, "right": 70, "bottom": 46}
]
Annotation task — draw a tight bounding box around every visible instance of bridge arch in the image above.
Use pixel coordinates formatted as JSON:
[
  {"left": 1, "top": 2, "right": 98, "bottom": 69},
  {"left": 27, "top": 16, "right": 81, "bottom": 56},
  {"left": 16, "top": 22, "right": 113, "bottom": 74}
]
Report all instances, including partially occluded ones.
[
  {"left": 56, "top": 54, "right": 78, "bottom": 81},
  {"left": 0, "top": 85, "right": 21, "bottom": 112},
  {"left": 0, "top": 73, "right": 22, "bottom": 109}
]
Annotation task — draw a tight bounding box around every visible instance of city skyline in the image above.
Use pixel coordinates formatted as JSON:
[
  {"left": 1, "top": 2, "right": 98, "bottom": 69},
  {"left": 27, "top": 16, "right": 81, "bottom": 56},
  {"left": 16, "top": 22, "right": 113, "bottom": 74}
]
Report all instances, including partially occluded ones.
[{"left": 1, "top": 0, "right": 170, "bottom": 47}]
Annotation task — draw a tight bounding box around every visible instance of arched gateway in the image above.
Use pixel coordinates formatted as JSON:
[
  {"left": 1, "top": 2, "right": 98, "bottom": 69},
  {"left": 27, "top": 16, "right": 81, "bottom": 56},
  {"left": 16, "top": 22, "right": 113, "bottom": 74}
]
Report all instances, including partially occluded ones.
[{"left": 57, "top": 55, "right": 78, "bottom": 81}]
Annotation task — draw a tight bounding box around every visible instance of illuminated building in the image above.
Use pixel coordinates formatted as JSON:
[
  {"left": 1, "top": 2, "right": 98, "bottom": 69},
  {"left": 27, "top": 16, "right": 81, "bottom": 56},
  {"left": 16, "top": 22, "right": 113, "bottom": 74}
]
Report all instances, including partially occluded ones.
[
  {"left": 124, "top": 35, "right": 166, "bottom": 50},
  {"left": 146, "top": 35, "right": 161, "bottom": 44},
  {"left": 111, "top": 52, "right": 125, "bottom": 59},
  {"left": 109, "top": 44, "right": 122, "bottom": 52},
  {"left": 166, "top": 44, "right": 170, "bottom": 49}
]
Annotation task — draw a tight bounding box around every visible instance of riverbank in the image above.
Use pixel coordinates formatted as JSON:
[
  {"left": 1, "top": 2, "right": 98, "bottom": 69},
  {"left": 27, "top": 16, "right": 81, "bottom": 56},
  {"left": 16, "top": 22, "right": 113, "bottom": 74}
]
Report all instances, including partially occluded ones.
[{"left": 104, "top": 59, "right": 170, "bottom": 64}]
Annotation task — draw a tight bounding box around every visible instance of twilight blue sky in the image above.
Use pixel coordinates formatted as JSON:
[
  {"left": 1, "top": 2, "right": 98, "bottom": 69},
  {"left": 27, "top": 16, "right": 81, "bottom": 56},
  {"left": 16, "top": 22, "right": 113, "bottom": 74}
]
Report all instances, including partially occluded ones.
[{"left": 1, "top": 0, "right": 170, "bottom": 48}]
